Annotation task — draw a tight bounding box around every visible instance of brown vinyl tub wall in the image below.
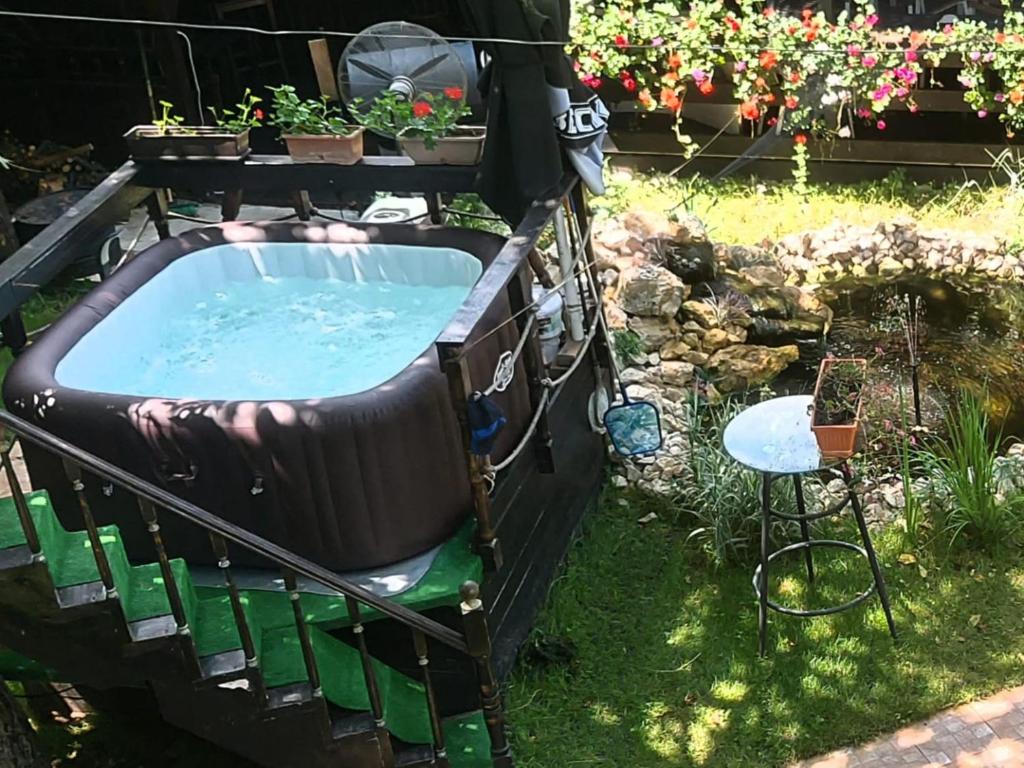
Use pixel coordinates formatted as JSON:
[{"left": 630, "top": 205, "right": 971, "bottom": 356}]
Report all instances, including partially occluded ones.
[{"left": 3, "top": 222, "right": 531, "bottom": 571}]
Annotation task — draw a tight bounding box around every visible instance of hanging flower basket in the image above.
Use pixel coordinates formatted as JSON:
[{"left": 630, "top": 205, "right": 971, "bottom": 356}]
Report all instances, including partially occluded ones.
[
  {"left": 124, "top": 125, "right": 250, "bottom": 161},
  {"left": 809, "top": 357, "right": 867, "bottom": 460},
  {"left": 282, "top": 127, "right": 365, "bottom": 164},
  {"left": 397, "top": 126, "right": 486, "bottom": 165}
]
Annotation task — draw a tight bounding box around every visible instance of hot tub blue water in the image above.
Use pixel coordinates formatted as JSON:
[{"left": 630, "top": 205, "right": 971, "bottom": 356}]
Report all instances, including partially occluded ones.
[{"left": 54, "top": 242, "right": 482, "bottom": 401}]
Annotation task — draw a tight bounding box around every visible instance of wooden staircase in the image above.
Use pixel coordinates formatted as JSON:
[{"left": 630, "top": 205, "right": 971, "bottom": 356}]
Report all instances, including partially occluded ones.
[{"left": 0, "top": 485, "right": 500, "bottom": 768}]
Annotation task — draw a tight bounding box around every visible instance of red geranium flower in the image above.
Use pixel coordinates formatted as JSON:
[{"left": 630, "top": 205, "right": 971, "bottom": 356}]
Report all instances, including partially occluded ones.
[
  {"left": 253, "top": 108, "right": 264, "bottom": 121},
  {"left": 759, "top": 51, "right": 778, "bottom": 70},
  {"left": 668, "top": 52, "right": 683, "bottom": 69},
  {"left": 614, "top": 34, "right": 628, "bottom": 48},
  {"left": 725, "top": 16, "right": 741, "bottom": 31},
  {"left": 443, "top": 86, "right": 464, "bottom": 100},
  {"left": 789, "top": 70, "right": 802, "bottom": 84},
  {"left": 412, "top": 101, "right": 433, "bottom": 118},
  {"left": 785, "top": 95, "right": 799, "bottom": 109},
  {"left": 698, "top": 80, "right": 714, "bottom": 95},
  {"left": 740, "top": 100, "right": 760, "bottom": 120},
  {"left": 794, "top": 133, "right": 808, "bottom": 145}
]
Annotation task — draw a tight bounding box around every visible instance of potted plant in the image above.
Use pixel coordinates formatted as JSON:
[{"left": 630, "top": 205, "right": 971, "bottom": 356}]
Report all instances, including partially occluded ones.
[
  {"left": 809, "top": 357, "right": 867, "bottom": 459},
  {"left": 355, "top": 88, "right": 483, "bottom": 165},
  {"left": 124, "top": 96, "right": 255, "bottom": 160},
  {"left": 267, "top": 85, "right": 364, "bottom": 164}
]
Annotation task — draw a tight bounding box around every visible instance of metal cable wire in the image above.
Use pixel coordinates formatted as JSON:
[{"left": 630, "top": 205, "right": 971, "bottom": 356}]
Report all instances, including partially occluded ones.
[{"left": 0, "top": 9, "right": 1003, "bottom": 55}]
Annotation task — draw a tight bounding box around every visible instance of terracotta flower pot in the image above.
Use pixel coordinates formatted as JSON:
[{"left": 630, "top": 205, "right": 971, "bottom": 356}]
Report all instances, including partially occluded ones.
[
  {"left": 809, "top": 357, "right": 867, "bottom": 460},
  {"left": 283, "top": 127, "right": 365, "bottom": 164},
  {"left": 124, "top": 125, "right": 250, "bottom": 160},
  {"left": 397, "top": 127, "right": 486, "bottom": 165}
]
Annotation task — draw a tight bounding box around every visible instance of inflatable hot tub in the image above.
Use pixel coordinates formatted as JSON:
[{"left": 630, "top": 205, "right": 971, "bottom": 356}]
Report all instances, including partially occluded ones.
[{"left": 4, "top": 222, "right": 530, "bottom": 570}]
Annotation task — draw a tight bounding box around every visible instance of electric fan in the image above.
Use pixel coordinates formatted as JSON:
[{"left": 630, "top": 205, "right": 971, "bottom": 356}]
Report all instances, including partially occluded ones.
[{"left": 337, "top": 21, "right": 471, "bottom": 136}]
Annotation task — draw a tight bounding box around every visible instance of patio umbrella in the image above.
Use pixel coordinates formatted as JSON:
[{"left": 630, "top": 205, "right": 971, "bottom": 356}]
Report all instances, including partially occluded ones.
[{"left": 464, "top": 0, "right": 609, "bottom": 225}]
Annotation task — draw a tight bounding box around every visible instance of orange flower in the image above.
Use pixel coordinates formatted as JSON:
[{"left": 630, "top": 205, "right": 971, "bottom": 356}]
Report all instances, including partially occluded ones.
[
  {"left": 805, "top": 29, "right": 817, "bottom": 41},
  {"left": 412, "top": 101, "right": 433, "bottom": 117},
  {"left": 698, "top": 80, "right": 714, "bottom": 95},
  {"left": 686, "top": 19, "right": 698, "bottom": 29},
  {"left": 1010, "top": 89, "right": 1024, "bottom": 105},
  {"left": 794, "top": 133, "right": 808, "bottom": 145},
  {"left": 759, "top": 51, "right": 778, "bottom": 70},
  {"left": 668, "top": 52, "right": 683, "bottom": 68},
  {"left": 638, "top": 88, "right": 653, "bottom": 108},
  {"left": 664, "top": 71, "right": 679, "bottom": 86},
  {"left": 764, "top": 93, "right": 777, "bottom": 104},
  {"left": 660, "top": 87, "right": 682, "bottom": 112},
  {"left": 755, "top": 76, "right": 767, "bottom": 89},
  {"left": 740, "top": 100, "right": 761, "bottom": 120},
  {"left": 785, "top": 95, "right": 799, "bottom": 109},
  {"left": 995, "top": 31, "right": 1007, "bottom": 43}
]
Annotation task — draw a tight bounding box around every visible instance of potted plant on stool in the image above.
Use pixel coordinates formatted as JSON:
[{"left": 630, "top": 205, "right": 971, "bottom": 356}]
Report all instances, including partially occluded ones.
[
  {"left": 810, "top": 357, "right": 867, "bottom": 459},
  {"left": 268, "top": 85, "right": 365, "bottom": 164},
  {"left": 356, "top": 88, "right": 484, "bottom": 165},
  {"left": 124, "top": 97, "right": 255, "bottom": 160}
]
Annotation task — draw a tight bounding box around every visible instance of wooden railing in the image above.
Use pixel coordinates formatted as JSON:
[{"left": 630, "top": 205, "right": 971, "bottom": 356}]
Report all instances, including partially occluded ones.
[{"left": 0, "top": 410, "right": 512, "bottom": 768}]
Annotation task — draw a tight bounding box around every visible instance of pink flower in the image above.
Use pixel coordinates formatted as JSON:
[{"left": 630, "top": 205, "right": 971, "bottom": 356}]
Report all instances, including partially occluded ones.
[
  {"left": 905, "top": 49, "right": 918, "bottom": 62},
  {"left": 876, "top": 119, "right": 887, "bottom": 130},
  {"left": 847, "top": 44, "right": 862, "bottom": 57},
  {"left": 856, "top": 107, "right": 872, "bottom": 118},
  {"left": 896, "top": 87, "right": 909, "bottom": 98},
  {"left": 865, "top": 13, "right": 879, "bottom": 26},
  {"left": 735, "top": 61, "right": 747, "bottom": 72},
  {"left": 969, "top": 51, "right": 982, "bottom": 61},
  {"left": 943, "top": 24, "right": 953, "bottom": 33},
  {"left": 909, "top": 103, "right": 919, "bottom": 113},
  {"left": 983, "top": 51, "right": 996, "bottom": 62},
  {"left": 651, "top": 36, "right": 664, "bottom": 46},
  {"left": 692, "top": 69, "right": 707, "bottom": 81},
  {"left": 978, "top": 109, "right": 989, "bottom": 118},
  {"left": 996, "top": 92, "right": 1007, "bottom": 102},
  {"left": 862, "top": 55, "right": 878, "bottom": 68}
]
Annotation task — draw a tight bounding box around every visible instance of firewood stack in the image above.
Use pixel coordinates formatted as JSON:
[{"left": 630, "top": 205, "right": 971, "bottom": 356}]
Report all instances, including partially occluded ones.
[{"left": 0, "top": 130, "right": 109, "bottom": 208}]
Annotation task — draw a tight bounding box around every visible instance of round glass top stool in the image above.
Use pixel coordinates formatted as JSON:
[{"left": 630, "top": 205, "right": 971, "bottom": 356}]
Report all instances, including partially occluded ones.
[{"left": 723, "top": 395, "right": 897, "bottom": 656}]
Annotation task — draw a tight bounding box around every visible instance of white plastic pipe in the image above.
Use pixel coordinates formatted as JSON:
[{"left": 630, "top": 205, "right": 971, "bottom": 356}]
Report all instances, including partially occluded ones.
[{"left": 554, "top": 206, "right": 585, "bottom": 342}]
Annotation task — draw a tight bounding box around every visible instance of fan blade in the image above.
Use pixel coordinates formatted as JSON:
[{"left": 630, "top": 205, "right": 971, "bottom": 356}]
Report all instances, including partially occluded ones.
[
  {"left": 349, "top": 57, "right": 394, "bottom": 82},
  {"left": 408, "top": 52, "right": 450, "bottom": 80}
]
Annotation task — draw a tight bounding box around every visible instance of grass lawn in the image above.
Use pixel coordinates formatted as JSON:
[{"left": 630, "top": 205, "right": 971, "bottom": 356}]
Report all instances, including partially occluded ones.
[{"left": 507, "top": 487, "right": 1024, "bottom": 768}]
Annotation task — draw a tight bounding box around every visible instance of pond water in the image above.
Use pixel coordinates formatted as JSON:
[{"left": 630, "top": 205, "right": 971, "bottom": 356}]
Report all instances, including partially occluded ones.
[{"left": 782, "top": 276, "right": 1024, "bottom": 441}]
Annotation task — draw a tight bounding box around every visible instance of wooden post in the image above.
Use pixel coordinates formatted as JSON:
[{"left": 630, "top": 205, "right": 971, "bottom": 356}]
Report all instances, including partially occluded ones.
[
  {"left": 460, "top": 582, "right": 513, "bottom": 768},
  {"left": 440, "top": 347, "right": 502, "bottom": 571},
  {"left": 308, "top": 39, "right": 340, "bottom": 101},
  {"left": 146, "top": 189, "right": 171, "bottom": 240}
]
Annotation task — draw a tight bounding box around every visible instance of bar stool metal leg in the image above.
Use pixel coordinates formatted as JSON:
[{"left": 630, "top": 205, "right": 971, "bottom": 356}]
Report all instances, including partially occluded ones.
[
  {"left": 758, "top": 472, "right": 771, "bottom": 657},
  {"left": 842, "top": 463, "right": 897, "bottom": 640},
  {"left": 793, "top": 474, "right": 815, "bottom": 584}
]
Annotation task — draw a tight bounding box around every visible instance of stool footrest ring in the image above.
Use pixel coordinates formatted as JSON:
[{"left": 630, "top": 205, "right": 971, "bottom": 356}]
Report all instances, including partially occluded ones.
[{"left": 752, "top": 539, "right": 877, "bottom": 617}]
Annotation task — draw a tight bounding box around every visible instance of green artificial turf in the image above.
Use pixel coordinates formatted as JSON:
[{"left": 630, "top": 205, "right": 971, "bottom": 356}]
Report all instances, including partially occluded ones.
[{"left": 507, "top": 488, "right": 1024, "bottom": 767}]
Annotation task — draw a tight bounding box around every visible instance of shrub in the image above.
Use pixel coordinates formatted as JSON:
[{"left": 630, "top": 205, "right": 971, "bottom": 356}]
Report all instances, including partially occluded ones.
[
  {"left": 920, "top": 391, "right": 1024, "bottom": 551},
  {"left": 678, "top": 392, "right": 802, "bottom": 565}
]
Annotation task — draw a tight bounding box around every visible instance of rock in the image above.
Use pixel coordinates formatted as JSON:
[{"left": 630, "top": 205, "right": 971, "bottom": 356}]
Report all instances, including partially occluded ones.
[
  {"left": 681, "top": 332, "right": 702, "bottom": 349},
  {"left": 662, "top": 241, "right": 716, "bottom": 284},
  {"left": 618, "top": 265, "right": 688, "bottom": 317},
  {"left": 627, "top": 316, "right": 681, "bottom": 352},
  {"left": 659, "top": 361, "right": 695, "bottom": 387},
  {"left": 605, "top": 302, "right": 628, "bottom": 330},
  {"left": 701, "top": 328, "right": 734, "bottom": 352},
  {"left": 707, "top": 344, "right": 800, "bottom": 392},
  {"left": 740, "top": 265, "right": 787, "bottom": 288},
  {"left": 610, "top": 474, "right": 628, "bottom": 488},
  {"left": 680, "top": 299, "right": 720, "bottom": 329},
  {"left": 674, "top": 212, "right": 709, "bottom": 244},
  {"left": 659, "top": 340, "right": 692, "bottom": 361},
  {"left": 619, "top": 367, "right": 649, "bottom": 386},
  {"left": 681, "top": 350, "right": 710, "bottom": 366}
]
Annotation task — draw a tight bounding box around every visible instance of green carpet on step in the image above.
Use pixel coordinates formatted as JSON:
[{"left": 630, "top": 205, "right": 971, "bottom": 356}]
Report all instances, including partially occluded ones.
[
  {"left": 445, "top": 711, "right": 493, "bottom": 768},
  {"left": 260, "top": 623, "right": 433, "bottom": 745},
  {"left": 193, "top": 520, "right": 483, "bottom": 654},
  {"left": 0, "top": 491, "right": 53, "bottom": 549}
]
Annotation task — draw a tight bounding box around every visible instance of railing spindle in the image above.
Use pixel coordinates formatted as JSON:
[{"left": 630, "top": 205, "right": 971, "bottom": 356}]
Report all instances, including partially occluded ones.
[
  {"left": 412, "top": 629, "right": 450, "bottom": 767},
  {"left": 344, "top": 595, "right": 385, "bottom": 728},
  {"left": 61, "top": 459, "right": 116, "bottom": 596},
  {"left": 208, "top": 533, "right": 258, "bottom": 667},
  {"left": 282, "top": 568, "right": 321, "bottom": 696},
  {"left": 460, "top": 582, "right": 513, "bottom": 768},
  {"left": 137, "top": 499, "right": 189, "bottom": 633},
  {"left": 0, "top": 429, "right": 41, "bottom": 555}
]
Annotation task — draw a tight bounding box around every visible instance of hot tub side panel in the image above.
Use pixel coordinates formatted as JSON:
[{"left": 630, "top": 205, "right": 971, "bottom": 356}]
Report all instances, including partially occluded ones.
[{"left": 4, "top": 222, "right": 531, "bottom": 571}]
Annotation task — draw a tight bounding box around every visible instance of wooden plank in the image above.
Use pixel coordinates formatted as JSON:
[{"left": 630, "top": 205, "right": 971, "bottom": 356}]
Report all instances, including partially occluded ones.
[
  {"left": 0, "top": 162, "right": 147, "bottom": 320},
  {"left": 308, "top": 39, "right": 340, "bottom": 101},
  {"left": 132, "top": 155, "right": 480, "bottom": 195}
]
